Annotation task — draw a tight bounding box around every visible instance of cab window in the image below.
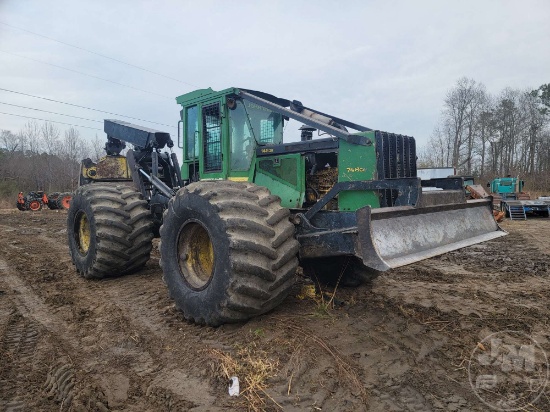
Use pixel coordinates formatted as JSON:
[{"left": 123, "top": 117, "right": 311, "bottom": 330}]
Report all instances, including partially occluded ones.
[
  {"left": 185, "top": 105, "right": 199, "bottom": 160},
  {"left": 229, "top": 99, "right": 283, "bottom": 171}
]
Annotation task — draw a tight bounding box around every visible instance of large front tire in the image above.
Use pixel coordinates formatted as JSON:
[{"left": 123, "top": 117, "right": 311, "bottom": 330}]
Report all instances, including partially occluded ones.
[
  {"left": 160, "top": 181, "right": 299, "bottom": 326},
  {"left": 67, "top": 183, "right": 153, "bottom": 279}
]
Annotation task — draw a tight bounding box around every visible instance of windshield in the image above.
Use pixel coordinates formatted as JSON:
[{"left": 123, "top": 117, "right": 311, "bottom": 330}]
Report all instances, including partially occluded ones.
[
  {"left": 241, "top": 99, "right": 283, "bottom": 145},
  {"left": 229, "top": 99, "right": 283, "bottom": 170}
]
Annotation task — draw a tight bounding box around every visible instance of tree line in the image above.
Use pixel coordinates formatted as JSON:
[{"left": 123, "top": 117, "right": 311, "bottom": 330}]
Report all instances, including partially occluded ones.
[
  {"left": 0, "top": 121, "right": 104, "bottom": 199},
  {"left": 419, "top": 78, "right": 550, "bottom": 191}
]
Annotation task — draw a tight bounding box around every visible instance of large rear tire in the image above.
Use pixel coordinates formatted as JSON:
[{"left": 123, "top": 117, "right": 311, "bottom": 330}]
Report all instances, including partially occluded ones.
[
  {"left": 159, "top": 181, "right": 299, "bottom": 326},
  {"left": 57, "top": 192, "right": 72, "bottom": 210},
  {"left": 67, "top": 183, "right": 154, "bottom": 279}
]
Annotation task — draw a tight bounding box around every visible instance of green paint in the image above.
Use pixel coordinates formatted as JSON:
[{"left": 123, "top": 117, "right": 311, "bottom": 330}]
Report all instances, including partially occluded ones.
[
  {"left": 338, "top": 133, "right": 380, "bottom": 211},
  {"left": 176, "top": 87, "right": 238, "bottom": 106},
  {"left": 176, "top": 87, "right": 385, "bottom": 212},
  {"left": 254, "top": 154, "right": 305, "bottom": 208}
]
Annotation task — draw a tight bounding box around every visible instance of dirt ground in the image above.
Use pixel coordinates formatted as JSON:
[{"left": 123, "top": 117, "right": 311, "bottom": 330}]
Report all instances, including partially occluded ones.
[{"left": 0, "top": 209, "right": 549, "bottom": 412}]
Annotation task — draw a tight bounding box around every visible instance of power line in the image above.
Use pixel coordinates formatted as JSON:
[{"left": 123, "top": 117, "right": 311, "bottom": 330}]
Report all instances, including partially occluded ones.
[
  {"left": 0, "top": 111, "right": 102, "bottom": 131},
  {"left": 0, "top": 101, "right": 102, "bottom": 123},
  {"left": 0, "top": 87, "right": 175, "bottom": 128},
  {"left": 0, "top": 49, "right": 173, "bottom": 100},
  {"left": 0, "top": 21, "right": 198, "bottom": 89}
]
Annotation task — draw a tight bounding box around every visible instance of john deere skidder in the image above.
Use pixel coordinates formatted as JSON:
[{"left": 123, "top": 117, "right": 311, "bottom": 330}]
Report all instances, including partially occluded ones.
[{"left": 68, "top": 87, "right": 505, "bottom": 326}]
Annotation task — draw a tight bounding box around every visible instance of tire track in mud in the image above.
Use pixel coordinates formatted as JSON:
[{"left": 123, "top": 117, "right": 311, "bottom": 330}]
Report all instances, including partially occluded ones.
[
  {"left": 4, "top": 217, "right": 242, "bottom": 347},
  {"left": 264, "top": 308, "right": 447, "bottom": 411},
  {"left": 365, "top": 227, "right": 550, "bottom": 411},
  {"left": 43, "top": 362, "right": 77, "bottom": 408},
  {"left": 0, "top": 218, "right": 228, "bottom": 410},
  {"left": 3, "top": 210, "right": 550, "bottom": 411},
  {"left": 0, "top": 260, "right": 89, "bottom": 410},
  {"left": 83, "top": 267, "right": 359, "bottom": 410},
  {"left": 0, "top": 219, "right": 465, "bottom": 412},
  {"left": 0, "top": 257, "right": 171, "bottom": 411},
  {"left": 0, "top": 305, "right": 41, "bottom": 411}
]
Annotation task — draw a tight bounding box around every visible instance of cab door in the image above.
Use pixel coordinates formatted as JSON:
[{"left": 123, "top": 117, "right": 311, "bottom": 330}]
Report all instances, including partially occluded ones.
[
  {"left": 181, "top": 104, "right": 199, "bottom": 181},
  {"left": 200, "top": 99, "right": 227, "bottom": 180}
]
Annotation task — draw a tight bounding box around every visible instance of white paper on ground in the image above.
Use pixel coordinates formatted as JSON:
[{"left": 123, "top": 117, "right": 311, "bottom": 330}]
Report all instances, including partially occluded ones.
[{"left": 228, "top": 376, "right": 240, "bottom": 397}]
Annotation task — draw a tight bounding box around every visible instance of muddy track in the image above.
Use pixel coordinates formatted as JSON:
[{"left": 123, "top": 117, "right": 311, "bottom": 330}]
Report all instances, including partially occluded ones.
[{"left": 0, "top": 210, "right": 549, "bottom": 411}]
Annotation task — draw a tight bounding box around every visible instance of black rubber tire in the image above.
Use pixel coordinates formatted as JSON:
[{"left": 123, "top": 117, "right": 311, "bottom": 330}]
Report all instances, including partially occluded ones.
[
  {"left": 67, "top": 183, "right": 154, "bottom": 279},
  {"left": 47, "top": 192, "right": 60, "bottom": 210},
  {"left": 16, "top": 202, "right": 25, "bottom": 211},
  {"left": 57, "top": 192, "right": 72, "bottom": 210},
  {"left": 27, "top": 200, "right": 43, "bottom": 211},
  {"left": 302, "top": 256, "right": 380, "bottom": 287},
  {"left": 159, "top": 181, "right": 300, "bottom": 326}
]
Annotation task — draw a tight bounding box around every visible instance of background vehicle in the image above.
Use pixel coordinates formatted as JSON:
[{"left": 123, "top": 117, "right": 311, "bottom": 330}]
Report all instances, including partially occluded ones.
[
  {"left": 489, "top": 176, "right": 549, "bottom": 219},
  {"left": 67, "top": 87, "right": 505, "bottom": 326},
  {"left": 17, "top": 191, "right": 72, "bottom": 211}
]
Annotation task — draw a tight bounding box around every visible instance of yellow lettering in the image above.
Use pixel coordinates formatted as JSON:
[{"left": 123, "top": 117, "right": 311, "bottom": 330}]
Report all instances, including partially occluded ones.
[{"left": 346, "top": 167, "right": 366, "bottom": 173}]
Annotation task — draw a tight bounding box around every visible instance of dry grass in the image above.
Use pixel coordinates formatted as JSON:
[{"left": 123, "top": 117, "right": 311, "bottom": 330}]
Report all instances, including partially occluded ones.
[
  {"left": 282, "top": 322, "right": 368, "bottom": 404},
  {"left": 209, "top": 343, "right": 281, "bottom": 411},
  {"left": 305, "top": 257, "right": 351, "bottom": 318}
]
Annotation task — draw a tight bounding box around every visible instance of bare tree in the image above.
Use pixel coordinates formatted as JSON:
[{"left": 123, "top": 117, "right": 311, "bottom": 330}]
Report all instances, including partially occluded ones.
[
  {"left": 0, "top": 130, "right": 20, "bottom": 154},
  {"left": 40, "top": 122, "right": 61, "bottom": 155},
  {"left": 441, "top": 77, "right": 487, "bottom": 173},
  {"left": 420, "top": 79, "right": 549, "bottom": 182},
  {"left": 21, "top": 121, "right": 41, "bottom": 154},
  {"left": 60, "top": 127, "right": 91, "bottom": 190},
  {"left": 90, "top": 134, "right": 105, "bottom": 162},
  {"left": 420, "top": 126, "right": 449, "bottom": 167}
]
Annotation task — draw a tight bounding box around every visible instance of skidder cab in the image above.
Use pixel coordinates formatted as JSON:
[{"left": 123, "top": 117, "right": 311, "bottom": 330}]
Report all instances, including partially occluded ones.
[{"left": 67, "top": 87, "right": 505, "bottom": 326}]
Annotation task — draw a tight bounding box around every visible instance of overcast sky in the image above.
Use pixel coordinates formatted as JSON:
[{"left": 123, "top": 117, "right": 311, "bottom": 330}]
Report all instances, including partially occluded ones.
[{"left": 0, "top": 0, "right": 548, "bottom": 151}]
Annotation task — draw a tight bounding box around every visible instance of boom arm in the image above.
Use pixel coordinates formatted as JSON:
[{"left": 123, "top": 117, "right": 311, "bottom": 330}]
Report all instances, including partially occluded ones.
[
  {"left": 81, "top": 120, "right": 183, "bottom": 230},
  {"left": 104, "top": 119, "right": 174, "bottom": 155}
]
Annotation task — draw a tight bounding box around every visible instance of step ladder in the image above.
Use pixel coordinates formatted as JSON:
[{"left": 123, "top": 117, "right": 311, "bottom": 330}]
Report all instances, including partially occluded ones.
[{"left": 507, "top": 204, "right": 526, "bottom": 220}]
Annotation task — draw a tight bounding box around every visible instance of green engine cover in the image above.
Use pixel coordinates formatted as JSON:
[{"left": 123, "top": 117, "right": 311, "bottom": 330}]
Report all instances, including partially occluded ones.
[{"left": 337, "top": 135, "right": 380, "bottom": 211}]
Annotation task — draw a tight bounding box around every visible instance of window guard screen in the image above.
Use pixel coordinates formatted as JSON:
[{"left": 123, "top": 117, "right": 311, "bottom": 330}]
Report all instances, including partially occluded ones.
[{"left": 202, "top": 103, "right": 222, "bottom": 172}]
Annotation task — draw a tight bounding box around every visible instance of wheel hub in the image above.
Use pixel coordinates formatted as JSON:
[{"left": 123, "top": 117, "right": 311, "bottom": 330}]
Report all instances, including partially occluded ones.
[
  {"left": 177, "top": 221, "right": 214, "bottom": 290},
  {"left": 62, "top": 196, "right": 71, "bottom": 209},
  {"left": 75, "top": 212, "right": 91, "bottom": 254}
]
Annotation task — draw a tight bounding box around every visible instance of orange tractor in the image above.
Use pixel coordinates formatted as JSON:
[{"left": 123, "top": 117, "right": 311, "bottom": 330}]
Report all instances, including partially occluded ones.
[{"left": 17, "top": 191, "right": 72, "bottom": 211}]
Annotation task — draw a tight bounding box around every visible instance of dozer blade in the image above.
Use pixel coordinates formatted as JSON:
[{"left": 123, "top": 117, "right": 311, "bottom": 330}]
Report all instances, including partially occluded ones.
[{"left": 357, "top": 199, "right": 506, "bottom": 271}]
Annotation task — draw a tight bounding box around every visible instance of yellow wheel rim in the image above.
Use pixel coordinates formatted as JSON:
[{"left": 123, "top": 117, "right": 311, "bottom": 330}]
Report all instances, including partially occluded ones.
[
  {"left": 177, "top": 221, "right": 214, "bottom": 290},
  {"left": 76, "top": 212, "right": 91, "bottom": 254}
]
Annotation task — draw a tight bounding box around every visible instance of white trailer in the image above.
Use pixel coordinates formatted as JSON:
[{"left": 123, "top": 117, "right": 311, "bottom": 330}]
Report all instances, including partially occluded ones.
[{"left": 417, "top": 167, "right": 455, "bottom": 180}]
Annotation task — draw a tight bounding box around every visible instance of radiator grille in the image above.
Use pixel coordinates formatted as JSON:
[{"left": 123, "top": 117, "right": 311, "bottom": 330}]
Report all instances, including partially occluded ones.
[{"left": 375, "top": 131, "right": 417, "bottom": 206}]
